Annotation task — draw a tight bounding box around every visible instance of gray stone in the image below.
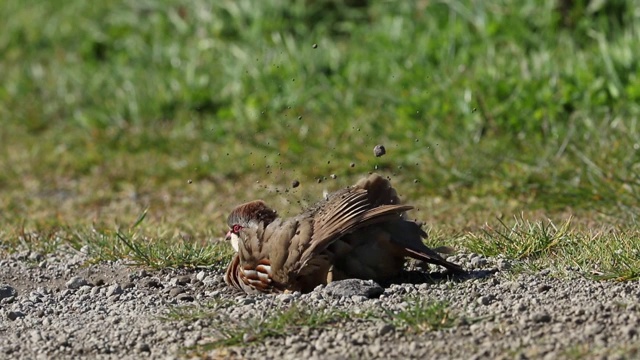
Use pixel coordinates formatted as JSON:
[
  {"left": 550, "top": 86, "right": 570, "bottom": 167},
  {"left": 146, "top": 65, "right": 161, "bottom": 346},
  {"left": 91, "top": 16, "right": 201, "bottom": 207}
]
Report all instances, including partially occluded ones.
[
  {"left": 196, "top": 271, "right": 206, "bottom": 282},
  {"left": 142, "top": 278, "right": 162, "bottom": 288},
  {"left": 0, "top": 284, "right": 17, "bottom": 300},
  {"left": 496, "top": 259, "right": 512, "bottom": 270},
  {"left": 623, "top": 325, "right": 637, "bottom": 339},
  {"left": 176, "top": 293, "right": 194, "bottom": 302},
  {"left": 537, "top": 284, "right": 552, "bottom": 293},
  {"left": 470, "top": 257, "right": 488, "bottom": 268},
  {"left": 175, "top": 275, "right": 191, "bottom": 285},
  {"left": 377, "top": 323, "right": 395, "bottom": 336},
  {"left": 168, "top": 287, "right": 184, "bottom": 297},
  {"left": 323, "top": 279, "right": 384, "bottom": 298},
  {"left": 29, "top": 252, "right": 44, "bottom": 262},
  {"left": 106, "top": 284, "right": 123, "bottom": 297},
  {"left": 65, "top": 276, "right": 88, "bottom": 289},
  {"left": 586, "top": 323, "right": 605, "bottom": 336},
  {"left": 373, "top": 144, "right": 386, "bottom": 157},
  {"left": 531, "top": 312, "right": 552, "bottom": 323},
  {"left": 7, "top": 310, "right": 25, "bottom": 321},
  {"left": 478, "top": 295, "right": 494, "bottom": 305}
]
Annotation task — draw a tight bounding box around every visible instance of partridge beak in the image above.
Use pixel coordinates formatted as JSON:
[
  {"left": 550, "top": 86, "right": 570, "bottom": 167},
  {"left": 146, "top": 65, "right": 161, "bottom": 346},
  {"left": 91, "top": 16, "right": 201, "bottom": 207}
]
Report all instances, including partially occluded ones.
[{"left": 225, "top": 230, "right": 232, "bottom": 241}]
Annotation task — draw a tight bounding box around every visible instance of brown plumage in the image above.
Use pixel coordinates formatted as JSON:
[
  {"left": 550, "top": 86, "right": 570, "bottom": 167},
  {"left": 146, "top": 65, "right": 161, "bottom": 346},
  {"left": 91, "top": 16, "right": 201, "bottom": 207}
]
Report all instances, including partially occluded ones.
[{"left": 223, "top": 174, "right": 463, "bottom": 294}]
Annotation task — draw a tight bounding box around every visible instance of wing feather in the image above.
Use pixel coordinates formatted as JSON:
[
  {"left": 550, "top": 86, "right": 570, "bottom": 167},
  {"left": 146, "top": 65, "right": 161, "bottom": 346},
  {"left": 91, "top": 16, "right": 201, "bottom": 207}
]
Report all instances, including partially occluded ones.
[{"left": 299, "top": 188, "right": 413, "bottom": 269}]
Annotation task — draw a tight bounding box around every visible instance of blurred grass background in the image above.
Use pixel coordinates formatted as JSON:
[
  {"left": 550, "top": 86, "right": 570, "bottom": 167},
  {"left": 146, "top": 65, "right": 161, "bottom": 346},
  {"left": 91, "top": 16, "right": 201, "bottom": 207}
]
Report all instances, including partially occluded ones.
[{"left": 0, "top": 0, "right": 639, "bottom": 272}]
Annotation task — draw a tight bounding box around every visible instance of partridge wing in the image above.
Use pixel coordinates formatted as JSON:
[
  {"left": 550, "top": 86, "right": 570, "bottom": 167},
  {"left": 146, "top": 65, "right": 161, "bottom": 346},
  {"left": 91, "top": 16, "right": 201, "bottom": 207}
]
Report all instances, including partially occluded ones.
[{"left": 300, "top": 187, "right": 413, "bottom": 269}]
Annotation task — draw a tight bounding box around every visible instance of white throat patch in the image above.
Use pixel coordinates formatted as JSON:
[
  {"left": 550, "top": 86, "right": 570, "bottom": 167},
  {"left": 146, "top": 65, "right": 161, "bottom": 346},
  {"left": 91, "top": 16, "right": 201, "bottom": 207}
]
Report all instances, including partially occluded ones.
[{"left": 230, "top": 233, "right": 241, "bottom": 252}]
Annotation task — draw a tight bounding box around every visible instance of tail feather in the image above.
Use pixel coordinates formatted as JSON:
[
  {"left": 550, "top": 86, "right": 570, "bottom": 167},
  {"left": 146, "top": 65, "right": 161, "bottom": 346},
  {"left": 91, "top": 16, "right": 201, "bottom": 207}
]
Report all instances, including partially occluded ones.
[
  {"left": 404, "top": 247, "right": 465, "bottom": 274},
  {"left": 385, "top": 220, "right": 465, "bottom": 274}
]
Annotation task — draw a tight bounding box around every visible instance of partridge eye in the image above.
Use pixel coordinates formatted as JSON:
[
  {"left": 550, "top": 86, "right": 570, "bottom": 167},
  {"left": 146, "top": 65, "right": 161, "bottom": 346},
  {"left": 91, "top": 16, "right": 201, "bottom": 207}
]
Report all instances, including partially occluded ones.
[{"left": 232, "top": 224, "right": 242, "bottom": 234}]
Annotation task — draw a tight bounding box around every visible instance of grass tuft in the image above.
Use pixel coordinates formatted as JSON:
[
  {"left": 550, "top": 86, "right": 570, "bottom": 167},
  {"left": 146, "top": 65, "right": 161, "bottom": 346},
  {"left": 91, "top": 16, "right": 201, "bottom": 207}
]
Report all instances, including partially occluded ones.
[
  {"left": 464, "top": 217, "right": 573, "bottom": 260},
  {"left": 463, "top": 217, "right": 640, "bottom": 280},
  {"left": 180, "top": 303, "right": 359, "bottom": 350},
  {"left": 386, "top": 297, "right": 456, "bottom": 333},
  {"left": 70, "top": 210, "right": 234, "bottom": 270}
]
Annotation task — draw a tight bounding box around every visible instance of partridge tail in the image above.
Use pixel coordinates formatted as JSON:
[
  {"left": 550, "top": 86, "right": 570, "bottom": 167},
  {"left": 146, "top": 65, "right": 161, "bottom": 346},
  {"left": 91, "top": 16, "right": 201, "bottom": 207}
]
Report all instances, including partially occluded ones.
[
  {"left": 405, "top": 247, "right": 465, "bottom": 274},
  {"left": 387, "top": 220, "right": 465, "bottom": 274}
]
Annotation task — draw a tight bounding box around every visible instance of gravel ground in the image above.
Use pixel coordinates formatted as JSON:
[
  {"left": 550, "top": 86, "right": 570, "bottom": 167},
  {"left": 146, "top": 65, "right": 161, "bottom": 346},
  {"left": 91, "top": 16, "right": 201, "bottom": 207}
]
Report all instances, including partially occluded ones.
[{"left": 1, "top": 246, "right": 639, "bottom": 359}]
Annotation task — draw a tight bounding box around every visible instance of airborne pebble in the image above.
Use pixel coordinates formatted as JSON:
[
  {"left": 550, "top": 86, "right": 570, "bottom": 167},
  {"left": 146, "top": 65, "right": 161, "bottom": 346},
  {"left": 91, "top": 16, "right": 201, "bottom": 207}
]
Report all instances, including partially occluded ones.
[
  {"left": 291, "top": 180, "right": 300, "bottom": 188},
  {"left": 373, "top": 144, "right": 386, "bottom": 157}
]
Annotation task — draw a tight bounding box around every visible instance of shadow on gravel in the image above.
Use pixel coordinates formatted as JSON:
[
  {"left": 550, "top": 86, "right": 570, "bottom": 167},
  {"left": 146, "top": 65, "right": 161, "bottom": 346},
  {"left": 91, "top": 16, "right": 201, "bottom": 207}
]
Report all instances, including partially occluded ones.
[{"left": 382, "top": 268, "right": 498, "bottom": 287}]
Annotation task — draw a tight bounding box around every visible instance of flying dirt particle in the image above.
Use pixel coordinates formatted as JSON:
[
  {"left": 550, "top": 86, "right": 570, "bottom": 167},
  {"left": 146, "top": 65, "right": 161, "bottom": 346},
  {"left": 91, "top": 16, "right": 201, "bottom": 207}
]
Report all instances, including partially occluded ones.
[
  {"left": 291, "top": 180, "right": 300, "bottom": 188},
  {"left": 187, "top": 179, "right": 192, "bottom": 184},
  {"left": 312, "top": 43, "right": 318, "bottom": 49},
  {"left": 413, "top": 179, "right": 419, "bottom": 183},
  {"left": 350, "top": 162, "right": 355, "bottom": 168},
  {"left": 317, "top": 178, "right": 322, "bottom": 184},
  {"left": 330, "top": 174, "right": 337, "bottom": 179},
  {"left": 373, "top": 144, "right": 386, "bottom": 157}
]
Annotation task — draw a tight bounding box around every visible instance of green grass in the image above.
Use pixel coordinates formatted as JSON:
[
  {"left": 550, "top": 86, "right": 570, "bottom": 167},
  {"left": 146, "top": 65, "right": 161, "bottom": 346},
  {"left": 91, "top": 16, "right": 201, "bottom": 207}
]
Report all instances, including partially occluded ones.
[
  {"left": 0, "top": 0, "right": 639, "bottom": 279},
  {"left": 385, "top": 298, "right": 457, "bottom": 333},
  {"left": 463, "top": 216, "right": 640, "bottom": 280},
  {"left": 71, "top": 210, "right": 234, "bottom": 269},
  {"left": 165, "top": 297, "right": 456, "bottom": 351},
  {"left": 168, "top": 302, "right": 361, "bottom": 350},
  {"left": 562, "top": 343, "right": 640, "bottom": 360}
]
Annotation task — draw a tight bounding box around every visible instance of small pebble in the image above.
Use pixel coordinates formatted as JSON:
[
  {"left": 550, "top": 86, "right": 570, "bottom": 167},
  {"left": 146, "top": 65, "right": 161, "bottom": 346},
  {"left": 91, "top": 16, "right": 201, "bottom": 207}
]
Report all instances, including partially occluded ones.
[
  {"left": 0, "top": 284, "right": 17, "bottom": 300},
  {"left": 66, "top": 276, "right": 89, "bottom": 290},
  {"left": 373, "top": 144, "right": 386, "bottom": 157},
  {"left": 176, "top": 293, "right": 194, "bottom": 302},
  {"left": 7, "top": 311, "right": 25, "bottom": 321},
  {"left": 106, "top": 284, "right": 123, "bottom": 297},
  {"left": 169, "top": 287, "right": 185, "bottom": 297},
  {"left": 196, "top": 271, "right": 206, "bottom": 282},
  {"left": 538, "top": 284, "right": 552, "bottom": 293},
  {"left": 531, "top": 312, "right": 552, "bottom": 323}
]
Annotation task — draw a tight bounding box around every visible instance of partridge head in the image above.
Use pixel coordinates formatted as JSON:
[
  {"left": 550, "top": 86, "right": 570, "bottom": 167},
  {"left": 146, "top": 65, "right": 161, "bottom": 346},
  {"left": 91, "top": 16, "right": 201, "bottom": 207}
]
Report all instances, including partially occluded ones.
[{"left": 224, "top": 174, "right": 464, "bottom": 294}]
